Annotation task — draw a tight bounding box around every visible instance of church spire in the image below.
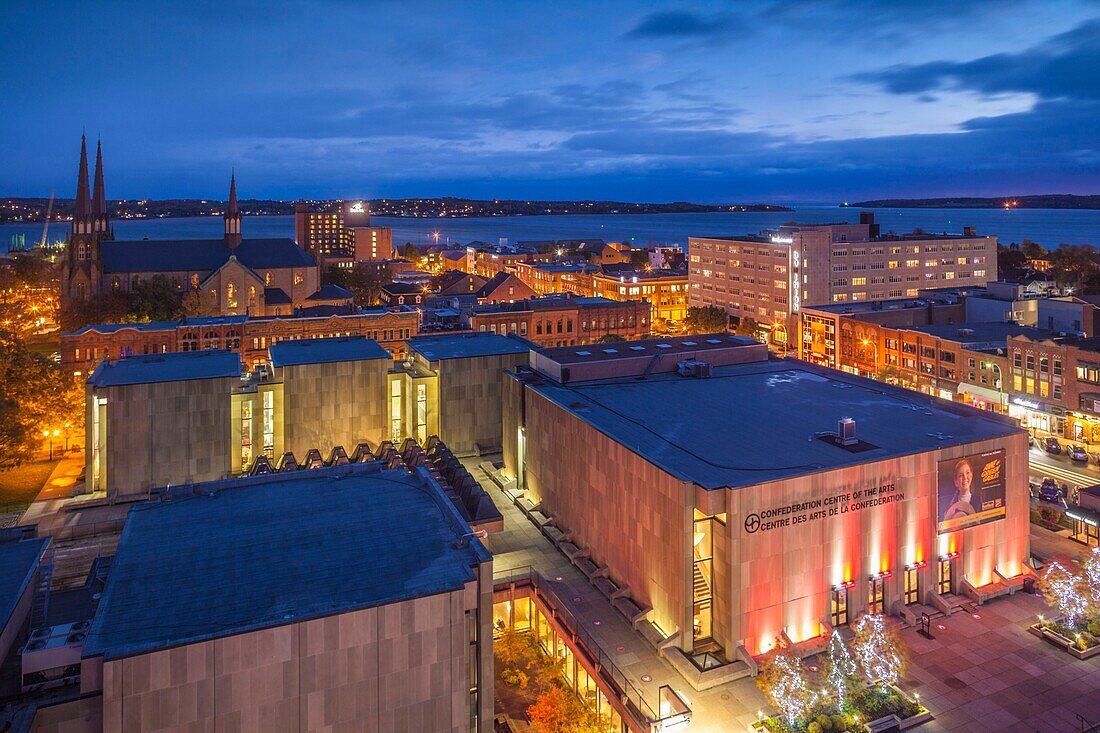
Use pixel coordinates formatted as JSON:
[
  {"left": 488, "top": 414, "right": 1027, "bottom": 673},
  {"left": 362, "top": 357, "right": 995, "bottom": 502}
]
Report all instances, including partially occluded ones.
[
  {"left": 224, "top": 171, "right": 242, "bottom": 249},
  {"left": 92, "top": 139, "right": 107, "bottom": 216},
  {"left": 72, "top": 134, "right": 92, "bottom": 233}
]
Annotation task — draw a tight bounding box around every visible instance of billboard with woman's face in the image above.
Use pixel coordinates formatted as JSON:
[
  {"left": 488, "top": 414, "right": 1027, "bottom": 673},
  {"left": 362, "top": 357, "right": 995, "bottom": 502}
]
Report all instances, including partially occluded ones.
[{"left": 936, "top": 449, "right": 1006, "bottom": 533}]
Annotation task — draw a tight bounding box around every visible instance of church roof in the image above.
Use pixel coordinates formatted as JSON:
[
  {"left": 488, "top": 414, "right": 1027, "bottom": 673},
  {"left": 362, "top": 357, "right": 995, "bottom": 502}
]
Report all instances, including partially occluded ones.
[{"left": 101, "top": 238, "right": 315, "bottom": 275}]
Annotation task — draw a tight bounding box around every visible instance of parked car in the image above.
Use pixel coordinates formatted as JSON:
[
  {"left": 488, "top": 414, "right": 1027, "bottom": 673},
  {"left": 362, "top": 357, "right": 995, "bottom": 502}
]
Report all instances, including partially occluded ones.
[
  {"left": 1044, "top": 437, "right": 1063, "bottom": 454},
  {"left": 1038, "top": 478, "right": 1064, "bottom": 503},
  {"left": 1068, "top": 444, "right": 1089, "bottom": 462}
]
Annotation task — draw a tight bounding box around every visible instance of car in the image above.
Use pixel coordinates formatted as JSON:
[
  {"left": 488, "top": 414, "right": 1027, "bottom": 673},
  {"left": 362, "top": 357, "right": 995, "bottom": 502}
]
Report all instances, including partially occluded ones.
[
  {"left": 1069, "top": 444, "right": 1090, "bottom": 462},
  {"left": 1044, "top": 437, "right": 1063, "bottom": 454},
  {"left": 1038, "top": 478, "right": 1064, "bottom": 503}
]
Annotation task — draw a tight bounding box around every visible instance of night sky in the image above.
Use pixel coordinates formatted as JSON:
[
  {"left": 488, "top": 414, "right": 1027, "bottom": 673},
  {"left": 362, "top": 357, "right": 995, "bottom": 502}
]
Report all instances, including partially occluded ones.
[{"left": 2, "top": 1, "right": 1099, "bottom": 202}]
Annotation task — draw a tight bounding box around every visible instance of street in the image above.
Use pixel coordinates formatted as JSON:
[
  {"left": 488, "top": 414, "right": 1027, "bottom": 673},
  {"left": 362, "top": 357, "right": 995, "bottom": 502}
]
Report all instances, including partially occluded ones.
[{"left": 1027, "top": 442, "right": 1100, "bottom": 493}]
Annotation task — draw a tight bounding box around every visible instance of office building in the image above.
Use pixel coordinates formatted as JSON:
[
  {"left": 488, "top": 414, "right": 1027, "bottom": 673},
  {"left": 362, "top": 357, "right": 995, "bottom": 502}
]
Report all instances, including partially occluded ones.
[
  {"left": 501, "top": 335, "right": 1028, "bottom": 673},
  {"left": 688, "top": 214, "right": 997, "bottom": 348},
  {"left": 294, "top": 201, "right": 393, "bottom": 264}
]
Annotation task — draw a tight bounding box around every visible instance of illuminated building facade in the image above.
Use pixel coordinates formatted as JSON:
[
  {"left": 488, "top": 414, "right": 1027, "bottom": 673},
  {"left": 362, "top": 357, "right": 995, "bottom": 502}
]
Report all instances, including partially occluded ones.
[
  {"left": 589, "top": 265, "right": 689, "bottom": 323},
  {"left": 689, "top": 214, "right": 997, "bottom": 348},
  {"left": 502, "top": 335, "right": 1028, "bottom": 669},
  {"left": 61, "top": 306, "right": 419, "bottom": 376},
  {"left": 61, "top": 137, "right": 326, "bottom": 315},
  {"left": 294, "top": 201, "right": 393, "bottom": 263},
  {"left": 466, "top": 295, "right": 649, "bottom": 347}
]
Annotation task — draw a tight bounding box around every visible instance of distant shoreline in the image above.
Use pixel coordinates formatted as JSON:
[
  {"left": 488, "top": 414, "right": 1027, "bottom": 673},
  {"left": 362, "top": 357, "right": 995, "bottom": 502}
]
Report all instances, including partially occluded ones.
[
  {"left": 0, "top": 197, "right": 793, "bottom": 224},
  {"left": 848, "top": 194, "right": 1100, "bottom": 210}
]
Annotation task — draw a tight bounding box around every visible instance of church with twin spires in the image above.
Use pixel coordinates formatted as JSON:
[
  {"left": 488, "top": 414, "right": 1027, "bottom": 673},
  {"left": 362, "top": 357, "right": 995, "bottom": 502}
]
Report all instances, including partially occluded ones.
[{"left": 61, "top": 136, "right": 350, "bottom": 316}]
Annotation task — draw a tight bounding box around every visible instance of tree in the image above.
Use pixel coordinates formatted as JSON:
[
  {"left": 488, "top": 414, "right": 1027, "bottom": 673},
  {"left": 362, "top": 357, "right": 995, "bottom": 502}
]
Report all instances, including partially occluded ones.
[
  {"left": 0, "top": 329, "right": 84, "bottom": 469},
  {"left": 181, "top": 288, "right": 219, "bottom": 317},
  {"left": 825, "top": 629, "right": 858, "bottom": 707},
  {"left": 756, "top": 637, "right": 818, "bottom": 727},
  {"left": 1039, "top": 560, "right": 1090, "bottom": 628},
  {"left": 324, "top": 264, "right": 388, "bottom": 307},
  {"left": 1085, "top": 548, "right": 1100, "bottom": 606},
  {"left": 735, "top": 316, "right": 762, "bottom": 339},
  {"left": 683, "top": 305, "right": 729, "bottom": 335},
  {"left": 527, "top": 685, "right": 606, "bottom": 733},
  {"left": 1048, "top": 244, "right": 1097, "bottom": 290},
  {"left": 494, "top": 631, "right": 560, "bottom": 693},
  {"left": 1020, "top": 240, "right": 1047, "bottom": 259},
  {"left": 595, "top": 334, "right": 624, "bottom": 343},
  {"left": 402, "top": 242, "right": 419, "bottom": 260},
  {"left": 130, "top": 275, "right": 184, "bottom": 322},
  {"left": 60, "top": 291, "right": 133, "bottom": 331},
  {"left": 852, "top": 614, "right": 905, "bottom": 692}
]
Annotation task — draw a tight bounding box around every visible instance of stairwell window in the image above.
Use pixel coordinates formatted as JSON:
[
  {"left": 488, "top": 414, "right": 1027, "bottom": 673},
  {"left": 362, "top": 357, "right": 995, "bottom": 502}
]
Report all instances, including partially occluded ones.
[{"left": 692, "top": 513, "right": 715, "bottom": 649}]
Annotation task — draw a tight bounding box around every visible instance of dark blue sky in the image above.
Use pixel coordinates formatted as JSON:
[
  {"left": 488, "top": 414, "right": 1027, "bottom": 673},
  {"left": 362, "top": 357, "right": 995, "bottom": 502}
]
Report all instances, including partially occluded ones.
[{"left": 3, "top": 1, "right": 1099, "bottom": 202}]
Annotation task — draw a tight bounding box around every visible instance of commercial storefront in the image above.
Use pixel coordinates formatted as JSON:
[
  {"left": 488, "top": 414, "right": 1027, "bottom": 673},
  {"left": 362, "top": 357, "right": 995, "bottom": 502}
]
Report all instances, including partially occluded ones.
[{"left": 1007, "top": 395, "right": 1063, "bottom": 435}]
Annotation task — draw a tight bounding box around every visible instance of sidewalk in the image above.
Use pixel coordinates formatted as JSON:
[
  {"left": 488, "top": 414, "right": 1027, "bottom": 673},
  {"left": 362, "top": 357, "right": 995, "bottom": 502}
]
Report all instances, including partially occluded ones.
[
  {"left": 1029, "top": 523, "right": 1093, "bottom": 565},
  {"left": 468, "top": 455, "right": 769, "bottom": 732}
]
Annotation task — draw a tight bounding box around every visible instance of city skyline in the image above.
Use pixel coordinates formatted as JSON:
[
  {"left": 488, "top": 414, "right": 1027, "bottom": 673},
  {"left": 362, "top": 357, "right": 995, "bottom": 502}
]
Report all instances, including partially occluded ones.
[{"left": 2, "top": 1, "right": 1099, "bottom": 202}]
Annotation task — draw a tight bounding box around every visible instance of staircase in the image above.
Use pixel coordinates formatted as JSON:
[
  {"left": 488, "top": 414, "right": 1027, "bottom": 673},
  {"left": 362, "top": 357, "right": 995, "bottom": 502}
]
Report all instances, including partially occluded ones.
[{"left": 693, "top": 562, "right": 711, "bottom": 609}]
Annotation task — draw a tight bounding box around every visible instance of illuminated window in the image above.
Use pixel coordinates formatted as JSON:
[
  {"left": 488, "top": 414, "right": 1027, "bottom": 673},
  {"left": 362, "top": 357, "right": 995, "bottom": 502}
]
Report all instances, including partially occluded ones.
[
  {"left": 903, "top": 568, "right": 919, "bottom": 605},
  {"left": 416, "top": 383, "right": 427, "bottom": 444},
  {"left": 830, "top": 587, "right": 848, "bottom": 626},
  {"left": 262, "top": 391, "right": 275, "bottom": 458},
  {"left": 868, "top": 577, "right": 885, "bottom": 615}
]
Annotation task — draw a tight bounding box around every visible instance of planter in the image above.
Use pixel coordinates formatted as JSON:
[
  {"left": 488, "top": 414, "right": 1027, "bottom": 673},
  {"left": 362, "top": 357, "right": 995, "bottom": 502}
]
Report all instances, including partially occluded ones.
[{"left": 1029, "top": 622, "right": 1100, "bottom": 658}]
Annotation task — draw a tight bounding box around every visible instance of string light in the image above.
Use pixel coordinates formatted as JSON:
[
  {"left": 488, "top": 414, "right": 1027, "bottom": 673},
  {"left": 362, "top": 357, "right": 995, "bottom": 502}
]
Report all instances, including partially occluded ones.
[
  {"left": 1084, "top": 548, "right": 1100, "bottom": 605},
  {"left": 853, "top": 614, "right": 903, "bottom": 692},
  {"left": 1042, "top": 561, "right": 1089, "bottom": 629},
  {"left": 826, "top": 629, "right": 857, "bottom": 706},
  {"left": 763, "top": 637, "right": 818, "bottom": 727}
]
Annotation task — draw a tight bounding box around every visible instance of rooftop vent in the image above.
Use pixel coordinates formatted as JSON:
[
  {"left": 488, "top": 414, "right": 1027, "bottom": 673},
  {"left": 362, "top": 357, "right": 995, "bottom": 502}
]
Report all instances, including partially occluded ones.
[
  {"left": 677, "top": 360, "right": 712, "bottom": 378},
  {"left": 838, "top": 417, "right": 857, "bottom": 446},
  {"left": 957, "top": 328, "right": 975, "bottom": 337}
]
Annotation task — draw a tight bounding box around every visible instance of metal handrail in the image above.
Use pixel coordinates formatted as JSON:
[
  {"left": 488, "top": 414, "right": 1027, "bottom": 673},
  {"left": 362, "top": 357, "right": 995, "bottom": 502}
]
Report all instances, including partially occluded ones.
[{"left": 493, "top": 565, "right": 658, "bottom": 723}]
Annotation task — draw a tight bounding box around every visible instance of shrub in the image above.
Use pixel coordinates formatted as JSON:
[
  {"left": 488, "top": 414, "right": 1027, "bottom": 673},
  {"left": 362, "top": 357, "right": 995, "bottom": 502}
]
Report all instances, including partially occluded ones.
[
  {"left": 816, "top": 713, "right": 834, "bottom": 730},
  {"left": 807, "top": 723, "right": 822, "bottom": 733}
]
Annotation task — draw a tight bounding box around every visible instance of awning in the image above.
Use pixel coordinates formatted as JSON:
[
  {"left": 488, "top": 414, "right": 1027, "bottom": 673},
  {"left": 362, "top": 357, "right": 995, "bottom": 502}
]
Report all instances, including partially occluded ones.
[{"left": 957, "top": 383, "right": 1007, "bottom": 405}]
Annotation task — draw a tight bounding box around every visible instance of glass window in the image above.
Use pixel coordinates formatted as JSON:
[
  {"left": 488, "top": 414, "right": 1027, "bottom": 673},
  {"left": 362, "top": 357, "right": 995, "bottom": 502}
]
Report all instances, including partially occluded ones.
[
  {"left": 868, "top": 577, "right": 885, "bottom": 615},
  {"left": 830, "top": 587, "right": 848, "bottom": 626}
]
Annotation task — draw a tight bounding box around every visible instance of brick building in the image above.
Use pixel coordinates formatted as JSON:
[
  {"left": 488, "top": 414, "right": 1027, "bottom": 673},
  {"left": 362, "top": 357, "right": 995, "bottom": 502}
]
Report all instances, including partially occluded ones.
[
  {"left": 62, "top": 306, "right": 420, "bottom": 376},
  {"left": 466, "top": 295, "right": 650, "bottom": 347},
  {"left": 590, "top": 265, "right": 689, "bottom": 323}
]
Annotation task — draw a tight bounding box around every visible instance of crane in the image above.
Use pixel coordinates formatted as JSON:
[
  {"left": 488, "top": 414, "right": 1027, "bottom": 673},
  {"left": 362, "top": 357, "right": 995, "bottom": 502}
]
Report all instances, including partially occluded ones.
[{"left": 39, "top": 189, "right": 55, "bottom": 248}]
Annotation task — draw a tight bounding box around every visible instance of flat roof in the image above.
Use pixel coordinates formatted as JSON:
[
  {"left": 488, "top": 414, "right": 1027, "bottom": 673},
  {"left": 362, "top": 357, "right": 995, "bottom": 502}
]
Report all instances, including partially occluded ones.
[
  {"left": 905, "top": 323, "right": 1057, "bottom": 344},
  {"left": 524, "top": 359, "right": 1020, "bottom": 490},
  {"left": 268, "top": 336, "right": 391, "bottom": 367},
  {"left": 0, "top": 535, "right": 50, "bottom": 632},
  {"left": 408, "top": 332, "right": 531, "bottom": 361},
  {"left": 89, "top": 350, "right": 241, "bottom": 388},
  {"left": 539, "top": 333, "right": 757, "bottom": 365},
  {"left": 84, "top": 464, "right": 489, "bottom": 661}
]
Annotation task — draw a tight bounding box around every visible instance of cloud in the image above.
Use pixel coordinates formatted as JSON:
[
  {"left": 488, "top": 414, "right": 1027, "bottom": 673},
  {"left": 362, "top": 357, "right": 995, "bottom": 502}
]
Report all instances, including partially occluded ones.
[
  {"left": 624, "top": 11, "right": 741, "bottom": 40},
  {"left": 852, "top": 19, "right": 1100, "bottom": 101}
]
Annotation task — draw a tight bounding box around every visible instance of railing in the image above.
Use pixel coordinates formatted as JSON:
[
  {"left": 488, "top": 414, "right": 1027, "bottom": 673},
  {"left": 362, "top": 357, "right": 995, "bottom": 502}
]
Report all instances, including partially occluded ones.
[{"left": 494, "top": 565, "right": 659, "bottom": 725}]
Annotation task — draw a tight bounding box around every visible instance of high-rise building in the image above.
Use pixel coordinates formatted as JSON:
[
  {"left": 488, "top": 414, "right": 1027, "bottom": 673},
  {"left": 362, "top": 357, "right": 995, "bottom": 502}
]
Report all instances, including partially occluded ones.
[
  {"left": 295, "top": 201, "right": 393, "bottom": 264},
  {"left": 688, "top": 213, "right": 997, "bottom": 349}
]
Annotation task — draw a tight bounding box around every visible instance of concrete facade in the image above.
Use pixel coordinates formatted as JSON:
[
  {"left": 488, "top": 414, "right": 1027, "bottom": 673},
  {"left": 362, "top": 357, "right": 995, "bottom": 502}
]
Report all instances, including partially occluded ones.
[{"left": 502, "top": 337, "right": 1029, "bottom": 664}]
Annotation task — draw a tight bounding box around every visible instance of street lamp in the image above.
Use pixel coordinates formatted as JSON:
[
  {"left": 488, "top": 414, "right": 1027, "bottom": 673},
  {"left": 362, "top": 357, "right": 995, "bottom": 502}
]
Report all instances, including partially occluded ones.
[
  {"left": 44, "top": 429, "right": 59, "bottom": 461},
  {"left": 861, "top": 338, "right": 879, "bottom": 376}
]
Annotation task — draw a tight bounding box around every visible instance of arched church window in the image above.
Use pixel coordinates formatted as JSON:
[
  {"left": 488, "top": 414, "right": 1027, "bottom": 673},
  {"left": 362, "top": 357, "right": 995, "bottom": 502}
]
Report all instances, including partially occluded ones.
[
  {"left": 77, "top": 242, "right": 87, "bottom": 260},
  {"left": 190, "top": 273, "right": 200, "bottom": 289},
  {"left": 248, "top": 286, "right": 257, "bottom": 308},
  {"left": 227, "top": 282, "right": 237, "bottom": 309},
  {"left": 111, "top": 278, "right": 121, "bottom": 291},
  {"left": 265, "top": 272, "right": 272, "bottom": 286},
  {"left": 75, "top": 282, "right": 86, "bottom": 300}
]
